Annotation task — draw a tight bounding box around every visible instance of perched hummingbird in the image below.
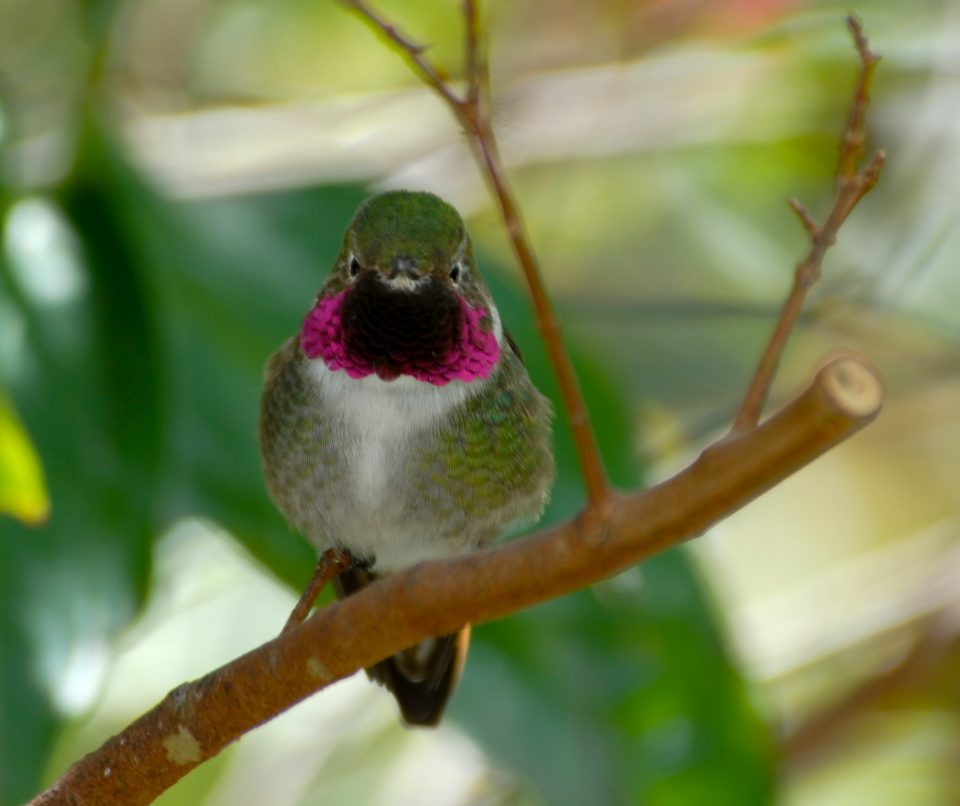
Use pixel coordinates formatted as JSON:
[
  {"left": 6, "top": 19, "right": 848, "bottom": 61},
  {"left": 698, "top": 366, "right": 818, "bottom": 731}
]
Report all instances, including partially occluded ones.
[{"left": 259, "top": 190, "right": 554, "bottom": 726}]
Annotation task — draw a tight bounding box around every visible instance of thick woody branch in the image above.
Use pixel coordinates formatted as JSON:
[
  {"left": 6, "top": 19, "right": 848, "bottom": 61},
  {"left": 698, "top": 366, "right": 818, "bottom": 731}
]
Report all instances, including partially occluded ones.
[
  {"left": 343, "top": 0, "right": 611, "bottom": 508},
  {"left": 32, "top": 354, "right": 882, "bottom": 806}
]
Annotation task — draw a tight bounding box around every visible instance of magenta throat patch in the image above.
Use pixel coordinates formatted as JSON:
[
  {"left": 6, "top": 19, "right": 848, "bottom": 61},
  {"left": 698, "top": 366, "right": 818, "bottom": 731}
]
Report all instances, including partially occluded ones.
[{"left": 300, "top": 288, "right": 500, "bottom": 385}]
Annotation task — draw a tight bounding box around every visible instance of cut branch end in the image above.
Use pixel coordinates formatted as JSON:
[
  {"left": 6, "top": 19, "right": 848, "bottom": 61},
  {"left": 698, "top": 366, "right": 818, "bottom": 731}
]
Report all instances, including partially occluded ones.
[{"left": 817, "top": 353, "right": 884, "bottom": 419}]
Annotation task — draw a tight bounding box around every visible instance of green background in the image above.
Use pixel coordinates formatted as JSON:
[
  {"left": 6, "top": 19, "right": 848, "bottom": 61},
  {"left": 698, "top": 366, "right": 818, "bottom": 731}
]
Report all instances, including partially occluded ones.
[{"left": 2, "top": 1, "right": 958, "bottom": 804}]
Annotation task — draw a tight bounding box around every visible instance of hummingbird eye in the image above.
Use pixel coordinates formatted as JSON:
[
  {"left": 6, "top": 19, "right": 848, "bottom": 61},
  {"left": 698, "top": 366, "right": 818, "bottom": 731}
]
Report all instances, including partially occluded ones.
[
  {"left": 349, "top": 256, "right": 362, "bottom": 278},
  {"left": 449, "top": 264, "right": 462, "bottom": 283}
]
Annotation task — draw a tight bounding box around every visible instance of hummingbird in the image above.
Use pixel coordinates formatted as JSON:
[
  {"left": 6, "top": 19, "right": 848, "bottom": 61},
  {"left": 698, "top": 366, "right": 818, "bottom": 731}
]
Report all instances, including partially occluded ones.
[{"left": 259, "top": 190, "right": 554, "bottom": 726}]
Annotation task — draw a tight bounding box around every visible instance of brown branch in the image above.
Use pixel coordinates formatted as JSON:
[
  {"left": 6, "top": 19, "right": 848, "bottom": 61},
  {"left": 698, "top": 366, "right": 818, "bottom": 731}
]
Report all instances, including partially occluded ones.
[
  {"left": 781, "top": 612, "right": 960, "bottom": 766},
  {"left": 463, "top": 0, "right": 484, "bottom": 108},
  {"left": 342, "top": 0, "right": 611, "bottom": 508},
  {"left": 31, "top": 354, "right": 883, "bottom": 806},
  {"left": 731, "top": 16, "right": 885, "bottom": 433},
  {"left": 342, "top": 2, "right": 461, "bottom": 109}
]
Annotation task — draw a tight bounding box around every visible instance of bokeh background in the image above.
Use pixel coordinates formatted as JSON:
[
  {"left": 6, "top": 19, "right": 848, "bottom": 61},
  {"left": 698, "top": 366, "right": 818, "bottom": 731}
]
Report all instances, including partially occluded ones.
[{"left": 2, "top": 0, "right": 959, "bottom": 803}]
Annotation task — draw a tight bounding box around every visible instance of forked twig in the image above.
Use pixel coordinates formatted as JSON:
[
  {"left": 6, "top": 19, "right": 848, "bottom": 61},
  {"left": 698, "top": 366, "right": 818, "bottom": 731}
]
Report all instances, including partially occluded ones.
[
  {"left": 342, "top": 0, "right": 611, "bottom": 508},
  {"left": 731, "top": 16, "right": 885, "bottom": 432}
]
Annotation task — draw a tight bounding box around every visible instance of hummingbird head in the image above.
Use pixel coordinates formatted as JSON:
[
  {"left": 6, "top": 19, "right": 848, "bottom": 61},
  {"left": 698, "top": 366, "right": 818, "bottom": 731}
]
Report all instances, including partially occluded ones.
[{"left": 300, "top": 191, "right": 501, "bottom": 384}]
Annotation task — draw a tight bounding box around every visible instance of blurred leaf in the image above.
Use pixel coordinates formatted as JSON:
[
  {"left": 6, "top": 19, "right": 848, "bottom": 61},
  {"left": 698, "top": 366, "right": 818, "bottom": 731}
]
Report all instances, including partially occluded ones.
[
  {"left": 0, "top": 123, "right": 161, "bottom": 803},
  {"left": 87, "top": 142, "right": 368, "bottom": 588},
  {"left": 0, "top": 391, "right": 49, "bottom": 524}
]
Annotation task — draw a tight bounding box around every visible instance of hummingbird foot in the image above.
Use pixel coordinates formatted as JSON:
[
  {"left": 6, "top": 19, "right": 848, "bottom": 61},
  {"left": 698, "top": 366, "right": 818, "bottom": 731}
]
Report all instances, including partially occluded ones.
[{"left": 281, "top": 547, "right": 354, "bottom": 634}]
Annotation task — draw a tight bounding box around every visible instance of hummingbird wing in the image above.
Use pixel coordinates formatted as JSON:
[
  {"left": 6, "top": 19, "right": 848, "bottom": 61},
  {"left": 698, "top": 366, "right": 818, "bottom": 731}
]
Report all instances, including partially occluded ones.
[
  {"left": 503, "top": 328, "right": 524, "bottom": 362},
  {"left": 334, "top": 566, "right": 469, "bottom": 727}
]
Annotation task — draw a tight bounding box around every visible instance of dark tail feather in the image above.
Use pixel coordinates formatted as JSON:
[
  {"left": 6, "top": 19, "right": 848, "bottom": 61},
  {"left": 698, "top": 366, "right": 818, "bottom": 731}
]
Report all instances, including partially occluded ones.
[{"left": 334, "top": 566, "right": 469, "bottom": 727}]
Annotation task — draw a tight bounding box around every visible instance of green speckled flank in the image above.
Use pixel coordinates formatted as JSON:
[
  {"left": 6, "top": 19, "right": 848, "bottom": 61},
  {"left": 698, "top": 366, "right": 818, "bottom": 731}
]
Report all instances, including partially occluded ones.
[
  {"left": 260, "top": 339, "right": 341, "bottom": 529},
  {"left": 422, "top": 348, "right": 553, "bottom": 522}
]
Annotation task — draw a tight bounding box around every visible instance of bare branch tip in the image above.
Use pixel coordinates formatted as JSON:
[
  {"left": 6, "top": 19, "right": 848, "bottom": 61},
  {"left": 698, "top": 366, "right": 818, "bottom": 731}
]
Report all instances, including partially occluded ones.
[
  {"left": 788, "top": 197, "right": 819, "bottom": 236},
  {"left": 846, "top": 14, "right": 880, "bottom": 65}
]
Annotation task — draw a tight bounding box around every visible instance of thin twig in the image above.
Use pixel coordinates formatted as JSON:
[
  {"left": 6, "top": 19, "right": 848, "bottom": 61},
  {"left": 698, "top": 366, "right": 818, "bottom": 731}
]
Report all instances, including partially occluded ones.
[
  {"left": 731, "top": 16, "right": 885, "bottom": 433},
  {"left": 31, "top": 355, "right": 884, "bottom": 806},
  {"left": 342, "top": 1, "right": 462, "bottom": 109},
  {"left": 839, "top": 15, "right": 881, "bottom": 179},
  {"left": 788, "top": 198, "right": 819, "bottom": 238},
  {"left": 342, "top": 0, "right": 611, "bottom": 508},
  {"left": 463, "top": 0, "right": 483, "bottom": 108}
]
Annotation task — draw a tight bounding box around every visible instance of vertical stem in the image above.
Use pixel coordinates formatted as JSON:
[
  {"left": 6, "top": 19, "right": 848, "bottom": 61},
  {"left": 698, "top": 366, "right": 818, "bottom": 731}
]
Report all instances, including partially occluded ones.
[{"left": 468, "top": 117, "right": 610, "bottom": 506}]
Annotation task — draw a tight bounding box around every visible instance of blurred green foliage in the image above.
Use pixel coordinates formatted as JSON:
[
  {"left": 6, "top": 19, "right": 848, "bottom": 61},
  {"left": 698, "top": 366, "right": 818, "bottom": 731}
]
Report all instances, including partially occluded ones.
[
  {"left": 0, "top": 117, "right": 774, "bottom": 806},
  {"left": 0, "top": 1, "right": 828, "bottom": 803},
  {"left": 0, "top": 391, "right": 48, "bottom": 524}
]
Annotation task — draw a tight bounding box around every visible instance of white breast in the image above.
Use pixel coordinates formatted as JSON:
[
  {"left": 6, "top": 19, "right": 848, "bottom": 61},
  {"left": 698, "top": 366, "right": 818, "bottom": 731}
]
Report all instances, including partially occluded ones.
[
  {"left": 303, "top": 300, "right": 504, "bottom": 511},
  {"left": 305, "top": 360, "right": 479, "bottom": 507},
  {"left": 299, "top": 302, "right": 504, "bottom": 570}
]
